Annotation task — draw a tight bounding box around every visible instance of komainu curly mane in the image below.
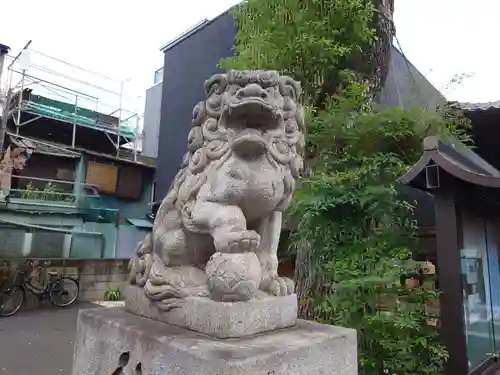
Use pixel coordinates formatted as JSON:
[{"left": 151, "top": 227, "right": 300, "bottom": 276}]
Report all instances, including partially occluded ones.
[{"left": 129, "top": 70, "right": 305, "bottom": 309}]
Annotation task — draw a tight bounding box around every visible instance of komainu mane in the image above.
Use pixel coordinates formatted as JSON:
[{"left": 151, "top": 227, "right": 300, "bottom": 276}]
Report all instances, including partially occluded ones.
[{"left": 129, "top": 70, "right": 305, "bottom": 310}]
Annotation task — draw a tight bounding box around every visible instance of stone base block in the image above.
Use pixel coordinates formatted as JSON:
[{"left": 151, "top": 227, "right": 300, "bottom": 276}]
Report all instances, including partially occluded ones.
[
  {"left": 125, "top": 285, "right": 297, "bottom": 338},
  {"left": 72, "top": 307, "right": 358, "bottom": 375}
]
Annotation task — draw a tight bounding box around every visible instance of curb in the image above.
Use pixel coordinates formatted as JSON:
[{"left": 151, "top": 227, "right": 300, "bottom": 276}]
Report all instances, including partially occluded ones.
[{"left": 90, "top": 300, "right": 125, "bottom": 308}]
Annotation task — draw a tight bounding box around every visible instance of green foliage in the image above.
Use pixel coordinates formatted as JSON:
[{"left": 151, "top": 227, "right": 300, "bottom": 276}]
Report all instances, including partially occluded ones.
[
  {"left": 221, "top": 0, "right": 472, "bottom": 374},
  {"left": 103, "top": 285, "right": 123, "bottom": 301},
  {"left": 19, "top": 182, "right": 75, "bottom": 202},
  {"left": 220, "top": 0, "right": 375, "bottom": 105},
  {"left": 290, "top": 86, "right": 457, "bottom": 374}
]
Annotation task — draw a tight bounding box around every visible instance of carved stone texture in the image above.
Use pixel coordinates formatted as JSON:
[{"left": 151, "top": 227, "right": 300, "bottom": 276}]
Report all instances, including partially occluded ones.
[
  {"left": 127, "top": 70, "right": 305, "bottom": 334},
  {"left": 72, "top": 307, "right": 358, "bottom": 375},
  {"left": 125, "top": 285, "right": 297, "bottom": 338},
  {"left": 206, "top": 252, "right": 262, "bottom": 302},
  {"left": 109, "top": 351, "right": 142, "bottom": 375}
]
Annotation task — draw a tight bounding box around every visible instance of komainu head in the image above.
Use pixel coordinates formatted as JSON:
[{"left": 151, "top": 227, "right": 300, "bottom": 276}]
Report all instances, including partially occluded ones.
[{"left": 186, "top": 70, "right": 305, "bottom": 178}]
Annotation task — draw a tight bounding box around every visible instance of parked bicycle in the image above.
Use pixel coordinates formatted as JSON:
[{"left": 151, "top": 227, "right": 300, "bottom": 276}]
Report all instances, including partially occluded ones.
[{"left": 0, "top": 260, "right": 79, "bottom": 317}]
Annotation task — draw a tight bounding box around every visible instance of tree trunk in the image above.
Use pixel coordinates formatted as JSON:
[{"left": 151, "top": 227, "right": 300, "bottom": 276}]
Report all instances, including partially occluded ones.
[{"left": 294, "top": 0, "right": 396, "bottom": 320}]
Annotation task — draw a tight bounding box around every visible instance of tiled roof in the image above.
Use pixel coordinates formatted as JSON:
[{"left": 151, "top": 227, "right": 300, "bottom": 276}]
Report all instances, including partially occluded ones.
[
  {"left": 8, "top": 133, "right": 80, "bottom": 158},
  {"left": 7, "top": 133, "right": 157, "bottom": 169}
]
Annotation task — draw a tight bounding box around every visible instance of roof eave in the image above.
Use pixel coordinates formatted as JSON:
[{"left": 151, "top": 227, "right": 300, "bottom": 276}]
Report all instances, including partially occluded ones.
[{"left": 398, "top": 136, "right": 500, "bottom": 190}]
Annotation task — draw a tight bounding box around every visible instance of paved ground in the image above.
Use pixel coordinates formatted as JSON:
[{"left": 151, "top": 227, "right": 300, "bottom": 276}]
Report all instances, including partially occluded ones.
[{"left": 0, "top": 302, "right": 99, "bottom": 375}]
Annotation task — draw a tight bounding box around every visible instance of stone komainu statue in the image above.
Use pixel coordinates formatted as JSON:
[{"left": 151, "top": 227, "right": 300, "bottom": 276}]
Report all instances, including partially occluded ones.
[{"left": 129, "top": 70, "right": 305, "bottom": 310}]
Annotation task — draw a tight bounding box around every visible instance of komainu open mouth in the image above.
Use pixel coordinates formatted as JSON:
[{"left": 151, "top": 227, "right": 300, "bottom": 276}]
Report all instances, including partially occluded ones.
[
  {"left": 231, "top": 128, "right": 268, "bottom": 158},
  {"left": 223, "top": 98, "right": 279, "bottom": 131}
]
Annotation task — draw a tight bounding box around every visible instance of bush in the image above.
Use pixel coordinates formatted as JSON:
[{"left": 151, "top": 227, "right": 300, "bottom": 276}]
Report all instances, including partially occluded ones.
[{"left": 103, "top": 286, "right": 123, "bottom": 301}]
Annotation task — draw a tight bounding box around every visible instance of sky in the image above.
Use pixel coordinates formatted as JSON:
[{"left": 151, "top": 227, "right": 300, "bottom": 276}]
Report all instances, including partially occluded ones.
[{"left": 0, "top": 0, "right": 498, "bottom": 116}]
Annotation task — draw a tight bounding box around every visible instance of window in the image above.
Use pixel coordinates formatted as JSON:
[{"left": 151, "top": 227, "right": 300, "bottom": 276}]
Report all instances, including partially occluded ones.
[
  {"left": 56, "top": 168, "right": 74, "bottom": 181},
  {"left": 460, "top": 213, "right": 500, "bottom": 370},
  {"left": 85, "top": 161, "right": 118, "bottom": 194},
  {"left": 115, "top": 165, "right": 143, "bottom": 199},
  {"left": 154, "top": 67, "right": 164, "bottom": 85}
]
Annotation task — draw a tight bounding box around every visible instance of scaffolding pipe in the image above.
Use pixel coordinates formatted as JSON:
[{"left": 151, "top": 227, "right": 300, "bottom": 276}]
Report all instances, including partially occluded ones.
[
  {"left": 117, "top": 81, "right": 123, "bottom": 157},
  {"left": 6, "top": 40, "right": 32, "bottom": 70},
  {"left": 134, "top": 114, "right": 139, "bottom": 162},
  {"left": 8, "top": 70, "right": 98, "bottom": 100},
  {"left": 3, "top": 44, "right": 140, "bottom": 159},
  {"left": 29, "top": 48, "right": 120, "bottom": 83},
  {"left": 116, "top": 78, "right": 131, "bottom": 157},
  {"left": 15, "top": 69, "right": 26, "bottom": 132},
  {"left": 17, "top": 115, "right": 42, "bottom": 128},
  {"left": 72, "top": 95, "right": 78, "bottom": 148}
]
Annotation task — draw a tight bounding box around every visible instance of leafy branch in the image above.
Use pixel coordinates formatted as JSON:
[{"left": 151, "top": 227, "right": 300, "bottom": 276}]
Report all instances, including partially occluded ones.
[{"left": 221, "top": 0, "right": 471, "bottom": 373}]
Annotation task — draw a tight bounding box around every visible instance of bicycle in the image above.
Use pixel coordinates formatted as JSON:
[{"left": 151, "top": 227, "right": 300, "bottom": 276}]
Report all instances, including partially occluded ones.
[{"left": 0, "top": 260, "right": 80, "bottom": 317}]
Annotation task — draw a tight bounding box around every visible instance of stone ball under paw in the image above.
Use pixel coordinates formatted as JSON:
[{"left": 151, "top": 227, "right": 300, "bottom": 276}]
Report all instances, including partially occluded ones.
[{"left": 206, "top": 252, "right": 262, "bottom": 302}]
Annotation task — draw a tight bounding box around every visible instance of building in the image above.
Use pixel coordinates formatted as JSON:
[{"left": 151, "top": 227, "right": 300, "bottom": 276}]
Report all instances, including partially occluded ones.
[
  {"left": 145, "top": 10, "right": 445, "bottom": 204},
  {"left": 0, "top": 45, "right": 156, "bottom": 300}
]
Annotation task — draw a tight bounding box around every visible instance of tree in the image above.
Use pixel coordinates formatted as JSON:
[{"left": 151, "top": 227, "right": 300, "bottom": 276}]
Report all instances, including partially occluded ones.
[
  {"left": 220, "top": 0, "right": 377, "bottom": 104},
  {"left": 221, "top": 0, "right": 469, "bottom": 373}
]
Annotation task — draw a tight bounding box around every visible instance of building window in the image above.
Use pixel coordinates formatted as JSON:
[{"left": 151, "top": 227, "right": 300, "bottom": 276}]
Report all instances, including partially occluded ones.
[
  {"left": 56, "top": 168, "right": 74, "bottom": 181},
  {"left": 154, "top": 67, "right": 164, "bottom": 85},
  {"left": 115, "top": 165, "right": 143, "bottom": 200}
]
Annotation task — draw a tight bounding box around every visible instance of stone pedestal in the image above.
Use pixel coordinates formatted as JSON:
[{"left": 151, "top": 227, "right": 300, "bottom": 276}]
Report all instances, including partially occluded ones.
[
  {"left": 72, "top": 307, "right": 358, "bottom": 375},
  {"left": 125, "top": 285, "right": 297, "bottom": 339}
]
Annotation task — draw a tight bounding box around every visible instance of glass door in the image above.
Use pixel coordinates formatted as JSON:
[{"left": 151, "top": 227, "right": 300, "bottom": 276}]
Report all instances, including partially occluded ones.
[
  {"left": 485, "top": 220, "right": 500, "bottom": 358},
  {"left": 460, "top": 214, "right": 500, "bottom": 371}
]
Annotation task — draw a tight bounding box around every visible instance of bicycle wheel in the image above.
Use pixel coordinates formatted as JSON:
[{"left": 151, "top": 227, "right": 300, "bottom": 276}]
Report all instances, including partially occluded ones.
[
  {"left": 0, "top": 285, "right": 25, "bottom": 317},
  {"left": 49, "top": 277, "right": 79, "bottom": 308}
]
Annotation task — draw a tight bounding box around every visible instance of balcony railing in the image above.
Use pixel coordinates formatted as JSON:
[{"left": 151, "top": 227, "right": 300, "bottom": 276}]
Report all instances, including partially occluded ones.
[{"left": 9, "top": 188, "right": 76, "bottom": 203}]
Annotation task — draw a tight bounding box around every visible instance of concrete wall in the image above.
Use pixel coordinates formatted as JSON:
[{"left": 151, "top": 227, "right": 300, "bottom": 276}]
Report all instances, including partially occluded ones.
[
  {"left": 0, "top": 209, "right": 150, "bottom": 259},
  {"left": 155, "top": 11, "right": 236, "bottom": 200},
  {"left": 142, "top": 83, "right": 162, "bottom": 159},
  {"left": 0, "top": 213, "right": 82, "bottom": 258},
  {"left": 0, "top": 259, "right": 130, "bottom": 303},
  {"left": 77, "top": 259, "right": 129, "bottom": 301}
]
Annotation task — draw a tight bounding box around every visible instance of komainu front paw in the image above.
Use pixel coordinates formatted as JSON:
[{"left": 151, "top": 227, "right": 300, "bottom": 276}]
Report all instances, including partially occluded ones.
[
  {"left": 218, "top": 230, "right": 261, "bottom": 253},
  {"left": 260, "top": 276, "right": 295, "bottom": 296}
]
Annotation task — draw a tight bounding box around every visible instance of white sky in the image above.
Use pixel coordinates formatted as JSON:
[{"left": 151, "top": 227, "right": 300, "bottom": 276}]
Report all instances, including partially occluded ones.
[{"left": 0, "top": 0, "right": 497, "bottom": 114}]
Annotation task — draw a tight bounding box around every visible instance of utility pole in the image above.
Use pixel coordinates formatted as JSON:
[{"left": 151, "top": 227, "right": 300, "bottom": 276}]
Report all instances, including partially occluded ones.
[
  {"left": 0, "top": 43, "right": 10, "bottom": 86},
  {"left": 0, "top": 43, "right": 11, "bottom": 154}
]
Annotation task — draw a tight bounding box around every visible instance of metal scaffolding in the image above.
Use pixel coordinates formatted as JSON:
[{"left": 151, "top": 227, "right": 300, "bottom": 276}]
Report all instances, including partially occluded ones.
[{"left": 0, "top": 41, "right": 142, "bottom": 159}]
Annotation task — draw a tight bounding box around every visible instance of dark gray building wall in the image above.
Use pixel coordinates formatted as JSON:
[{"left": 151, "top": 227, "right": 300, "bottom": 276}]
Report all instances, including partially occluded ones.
[{"left": 155, "top": 12, "right": 236, "bottom": 200}]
